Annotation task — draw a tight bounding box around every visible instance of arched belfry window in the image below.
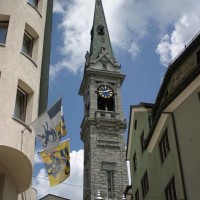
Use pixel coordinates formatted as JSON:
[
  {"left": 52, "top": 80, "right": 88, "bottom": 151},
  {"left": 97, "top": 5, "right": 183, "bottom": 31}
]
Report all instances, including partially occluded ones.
[
  {"left": 97, "top": 25, "right": 105, "bottom": 35},
  {"left": 97, "top": 85, "right": 115, "bottom": 111}
]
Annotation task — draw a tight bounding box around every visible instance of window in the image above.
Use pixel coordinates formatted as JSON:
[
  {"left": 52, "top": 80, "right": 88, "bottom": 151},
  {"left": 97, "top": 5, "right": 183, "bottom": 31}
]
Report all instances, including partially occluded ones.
[
  {"left": 140, "top": 132, "right": 145, "bottom": 153},
  {"left": 159, "top": 130, "right": 170, "bottom": 163},
  {"left": 165, "top": 177, "right": 177, "bottom": 200},
  {"left": 102, "top": 162, "right": 115, "bottom": 198},
  {"left": 197, "top": 50, "right": 200, "bottom": 65},
  {"left": 22, "top": 31, "right": 34, "bottom": 57},
  {"left": 97, "top": 25, "right": 105, "bottom": 35},
  {"left": 135, "top": 189, "right": 139, "bottom": 200},
  {"left": 0, "top": 174, "right": 5, "bottom": 200},
  {"left": 141, "top": 171, "right": 149, "bottom": 198},
  {"left": 148, "top": 115, "right": 153, "bottom": 128},
  {"left": 134, "top": 119, "right": 137, "bottom": 130},
  {"left": 107, "top": 171, "right": 114, "bottom": 198},
  {"left": 97, "top": 0, "right": 101, "bottom": 5},
  {"left": 198, "top": 92, "right": 200, "bottom": 103},
  {"left": 97, "top": 96, "right": 115, "bottom": 111},
  {"left": 0, "top": 21, "right": 8, "bottom": 44},
  {"left": 14, "top": 87, "right": 27, "bottom": 122},
  {"left": 28, "top": 0, "right": 38, "bottom": 7},
  {"left": 133, "top": 152, "right": 137, "bottom": 172}
]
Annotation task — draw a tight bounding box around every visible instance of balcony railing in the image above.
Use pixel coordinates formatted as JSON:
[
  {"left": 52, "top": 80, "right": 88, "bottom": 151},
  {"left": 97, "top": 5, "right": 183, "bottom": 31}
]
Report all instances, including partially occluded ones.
[{"left": 95, "top": 110, "right": 120, "bottom": 120}]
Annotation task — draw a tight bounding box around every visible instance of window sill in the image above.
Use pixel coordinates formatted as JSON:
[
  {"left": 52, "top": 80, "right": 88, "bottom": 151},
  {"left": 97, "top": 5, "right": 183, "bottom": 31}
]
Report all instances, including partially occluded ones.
[
  {"left": 12, "top": 116, "right": 32, "bottom": 133},
  {"left": 0, "top": 43, "right": 6, "bottom": 47},
  {"left": 20, "top": 51, "right": 38, "bottom": 68},
  {"left": 27, "top": 2, "right": 42, "bottom": 18}
]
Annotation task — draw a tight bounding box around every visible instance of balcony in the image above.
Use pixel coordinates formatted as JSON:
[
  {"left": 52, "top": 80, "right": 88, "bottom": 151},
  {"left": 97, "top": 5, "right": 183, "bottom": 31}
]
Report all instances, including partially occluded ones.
[
  {"left": 95, "top": 110, "right": 120, "bottom": 120},
  {"left": 0, "top": 145, "right": 32, "bottom": 193}
]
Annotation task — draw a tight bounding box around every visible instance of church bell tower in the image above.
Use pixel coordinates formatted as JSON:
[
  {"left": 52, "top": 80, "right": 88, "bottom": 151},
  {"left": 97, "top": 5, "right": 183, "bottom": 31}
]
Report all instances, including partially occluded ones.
[{"left": 79, "top": 0, "right": 128, "bottom": 199}]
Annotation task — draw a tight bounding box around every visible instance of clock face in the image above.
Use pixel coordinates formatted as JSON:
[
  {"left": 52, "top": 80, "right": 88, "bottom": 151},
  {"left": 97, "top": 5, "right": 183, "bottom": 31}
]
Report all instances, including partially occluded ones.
[{"left": 98, "top": 85, "right": 113, "bottom": 98}]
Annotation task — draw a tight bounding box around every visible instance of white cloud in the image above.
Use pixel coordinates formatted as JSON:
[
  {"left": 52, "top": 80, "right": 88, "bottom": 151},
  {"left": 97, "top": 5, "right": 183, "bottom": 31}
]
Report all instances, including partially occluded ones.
[
  {"left": 33, "top": 149, "right": 84, "bottom": 199},
  {"left": 156, "top": 9, "right": 200, "bottom": 67},
  {"left": 128, "top": 42, "right": 140, "bottom": 59},
  {"left": 51, "top": 0, "right": 200, "bottom": 78},
  {"left": 53, "top": 0, "right": 67, "bottom": 14}
]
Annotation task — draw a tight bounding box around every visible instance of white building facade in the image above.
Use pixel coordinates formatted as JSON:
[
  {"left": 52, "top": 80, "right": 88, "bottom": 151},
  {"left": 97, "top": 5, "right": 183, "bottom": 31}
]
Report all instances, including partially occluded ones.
[{"left": 0, "top": 0, "right": 53, "bottom": 199}]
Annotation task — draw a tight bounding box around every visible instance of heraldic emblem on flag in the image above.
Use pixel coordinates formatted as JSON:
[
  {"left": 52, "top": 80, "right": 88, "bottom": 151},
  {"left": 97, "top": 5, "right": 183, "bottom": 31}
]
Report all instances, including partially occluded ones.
[
  {"left": 31, "top": 98, "right": 67, "bottom": 153},
  {"left": 40, "top": 140, "right": 70, "bottom": 187}
]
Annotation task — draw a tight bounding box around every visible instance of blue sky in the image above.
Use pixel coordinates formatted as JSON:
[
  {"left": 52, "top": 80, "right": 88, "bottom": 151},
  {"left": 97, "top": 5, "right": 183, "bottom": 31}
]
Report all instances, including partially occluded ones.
[{"left": 33, "top": 0, "right": 200, "bottom": 199}]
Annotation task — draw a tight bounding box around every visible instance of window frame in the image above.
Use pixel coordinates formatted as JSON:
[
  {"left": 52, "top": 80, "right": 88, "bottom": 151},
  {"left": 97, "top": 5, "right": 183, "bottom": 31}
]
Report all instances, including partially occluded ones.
[
  {"left": 198, "top": 92, "right": 200, "bottom": 104},
  {"left": 165, "top": 176, "right": 177, "bottom": 200},
  {"left": 134, "top": 119, "right": 137, "bottom": 130},
  {"left": 14, "top": 87, "right": 28, "bottom": 122},
  {"left": 107, "top": 170, "right": 114, "bottom": 199},
  {"left": 197, "top": 50, "right": 200, "bottom": 65},
  {"left": 140, "top": 131, "right": 145, "bottom": 153},
  {"left": 148, "top": 115, "right": 153, "bottom": 128},
  {"left": 135, "top": 189, "right": 139, "bottom": 200},
  {"left": 133, "top": 152, "right": 137, "bottom": 172},
  {"left": 97, "top": 95, "right": 115, "bottom": 112},
  {"left": 22, "top": 31, "right": 34, "bottom": 58},
  {"left": 28, "top": 0, "right": 39, "bottom": 8},
  {"left": 159, "top": 129, "right": 170, "bottom": 163},
  {"left": 0, "top": 21, "right": 9, "bottom": 45},
  {"left": 141, "top": 171, "right": 149, "bottom": 198}
]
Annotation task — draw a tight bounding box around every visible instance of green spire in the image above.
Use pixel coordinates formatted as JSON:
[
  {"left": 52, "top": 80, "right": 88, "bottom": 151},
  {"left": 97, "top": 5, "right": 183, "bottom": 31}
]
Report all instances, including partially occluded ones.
[{"left": 90, "top": 0, "right": 114, "bottom": 60}]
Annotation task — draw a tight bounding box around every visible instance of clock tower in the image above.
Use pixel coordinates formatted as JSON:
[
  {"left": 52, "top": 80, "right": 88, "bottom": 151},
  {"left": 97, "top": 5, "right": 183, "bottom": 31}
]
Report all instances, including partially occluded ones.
[{"left": 79, "top": 0, "right": 128, "bottom": 199}]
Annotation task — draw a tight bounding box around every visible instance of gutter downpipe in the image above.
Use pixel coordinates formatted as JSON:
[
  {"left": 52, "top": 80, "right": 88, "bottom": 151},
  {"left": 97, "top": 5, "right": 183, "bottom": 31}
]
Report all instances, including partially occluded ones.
[{"left": 163, "top": 111, "right": 187, "bottom": 200}]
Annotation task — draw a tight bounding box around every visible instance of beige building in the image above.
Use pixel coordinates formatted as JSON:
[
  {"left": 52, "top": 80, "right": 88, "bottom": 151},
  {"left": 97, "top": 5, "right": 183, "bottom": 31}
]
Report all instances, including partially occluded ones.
[
  {"left": 126, "top": 32, "right": 200, "bottom": 200},
  {"left": 0, "top": 0, "right": 53, "bottom": 199}
]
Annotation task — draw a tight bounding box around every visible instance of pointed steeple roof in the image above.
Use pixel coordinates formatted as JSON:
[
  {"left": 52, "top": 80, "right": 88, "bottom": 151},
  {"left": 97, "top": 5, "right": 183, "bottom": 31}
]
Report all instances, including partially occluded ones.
[{"left": 90, "top": 0, "right": 114, "bottom": 61}]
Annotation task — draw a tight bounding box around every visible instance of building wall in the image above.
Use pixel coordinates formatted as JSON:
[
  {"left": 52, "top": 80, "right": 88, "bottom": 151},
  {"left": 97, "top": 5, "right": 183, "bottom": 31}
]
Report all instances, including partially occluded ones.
[
  {"left": 174, "top": 84, "right": 200, "bottom": 199},
  {"left": 146, "top": 117, "right": 184, "bottom": 200},
  {"left": 0, "top": 165, "right": 18, "bottom": 200},
  {"left": 17, "top": 187, "right": 37, "bottom": 200},
  {"left": 0, "top": 0, "right": 50, "bottom": 199},
  {"left": 128, "top": 108, "right": 184, "bottom": 200},
  {"left": 128, "top": 109, "right": 151, "bottom": 199},
  {"left": 128, "top": 83, "right": 200, "bottom": 200}
]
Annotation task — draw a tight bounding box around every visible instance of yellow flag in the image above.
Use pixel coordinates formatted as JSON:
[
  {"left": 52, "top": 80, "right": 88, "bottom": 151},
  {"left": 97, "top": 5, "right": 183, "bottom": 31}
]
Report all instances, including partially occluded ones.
[{"left": 40, "top": 140, "right": 70, "bottom": 187}]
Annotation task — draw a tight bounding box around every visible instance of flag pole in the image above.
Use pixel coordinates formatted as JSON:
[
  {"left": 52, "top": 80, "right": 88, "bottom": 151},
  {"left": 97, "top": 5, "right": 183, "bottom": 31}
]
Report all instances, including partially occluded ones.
[{"left": 21, "top": 95, "right": 64, "bottom": 133}]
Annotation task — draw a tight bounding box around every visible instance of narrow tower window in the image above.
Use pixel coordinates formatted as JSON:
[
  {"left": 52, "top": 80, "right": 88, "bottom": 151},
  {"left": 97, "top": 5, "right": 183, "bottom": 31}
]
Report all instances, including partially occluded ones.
[
  {"left": 97, "top": 96, "right": 115, "bottom": 111},
  {"left": 107, "top": 170, "right": 114, "bottom": 198},
  {"left": 97, "top": 25, "right": 105, "bottom": 35}
]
